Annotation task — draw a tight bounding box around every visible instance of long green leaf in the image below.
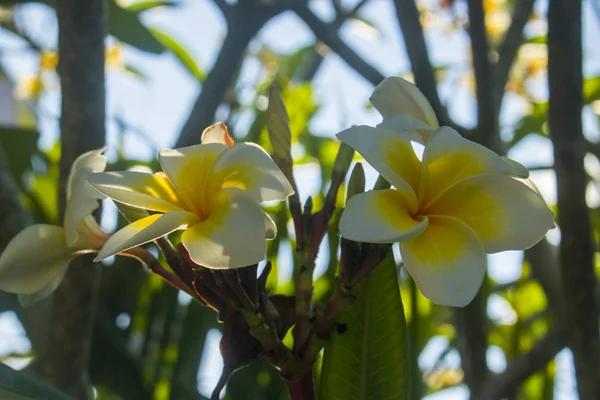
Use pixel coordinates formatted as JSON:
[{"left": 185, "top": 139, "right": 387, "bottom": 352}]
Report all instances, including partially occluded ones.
[
  {"left": 149, "top": 28, "right": 206, "bottom": 81},
  {"left": 0, "top": 364, "right": 74, "bottom": 399},
  {"left": 320, "top": 254, "right": 409, "bottom": 400},
  {"left": 108, "top": 0, "right": 164, "bottom": 54},
  {"left": 0, "top": 125, "right": 39, "bottom": 181}
]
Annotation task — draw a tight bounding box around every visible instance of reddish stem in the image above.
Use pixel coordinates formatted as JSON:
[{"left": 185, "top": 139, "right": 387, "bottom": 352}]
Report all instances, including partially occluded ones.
[{"left": 286, "top": 370, "right": 316, "bottom": 400}]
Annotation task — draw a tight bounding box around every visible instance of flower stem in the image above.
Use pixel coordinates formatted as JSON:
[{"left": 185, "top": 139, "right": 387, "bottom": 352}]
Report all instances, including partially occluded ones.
[{"left": 286, "top": 370, "right": 317, "bottom": 400}]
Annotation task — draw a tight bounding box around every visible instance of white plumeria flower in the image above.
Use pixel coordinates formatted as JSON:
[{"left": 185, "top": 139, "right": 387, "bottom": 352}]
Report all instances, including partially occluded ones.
[
  {"left": 370, "top": 77, "right": 439, "bottom": 144},
  {"left": 337, "top": 125, "right": 554, "bottom": 307},
  {"left": 0, "top": 149, "right": 110, "bottom": 305},
  {"left": 88, "top": 123, "right": 294, "bottom": 269}
]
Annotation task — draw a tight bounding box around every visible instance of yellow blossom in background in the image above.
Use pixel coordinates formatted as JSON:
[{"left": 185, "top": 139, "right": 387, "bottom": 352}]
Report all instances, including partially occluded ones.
[
  {"left": 40, "top": 50, "right": 58, "bottom": 71},
  {"left": 337, "top": 78, "right": 553, "bottom": 307},
  {"left": 88, "top": 123, "right": 293, "bottom": 269},
  {"left": 106, "top": 43, "right": 125, "bottom": 69},
  {"left": 15, "top": 74, "right": 45, "bottom": 100}
]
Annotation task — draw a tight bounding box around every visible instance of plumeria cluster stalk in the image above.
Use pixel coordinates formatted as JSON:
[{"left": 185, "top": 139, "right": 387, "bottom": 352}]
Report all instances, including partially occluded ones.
[{"left": 0, "top": 77, "right": 553, "bottom": 400}]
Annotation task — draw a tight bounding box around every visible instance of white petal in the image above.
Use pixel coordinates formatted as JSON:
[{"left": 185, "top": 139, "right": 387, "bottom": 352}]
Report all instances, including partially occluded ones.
[
  {"left": 339, "top": 189, "right": 428, "bottom": 243},
  {"left": 88, "top": 171, "right": 186, "bottom": 213},
  {"left": 336, "top": 125, "right": 421, "bottom": 209},
  {"left": 377, "top": 115, "right": 437, "bottom": 143},
  {"left": 206, "top": 143, "right": 294, "bottom": 203},
  {"left": 264, "top": 211, "right": 277, "bottom": 239},
  {"left": 18, "top": 265, "right": 69, "bottom": 307},
  {"left": 0, "top": 225, "right": 73, "bottom": 295},
  {"left": 370, "top": 77, "right": 439, "bottom": 127},
  {"left": 502, "top": 157, "right": 529, "bottom": 178},
  {"left": 159, "top": 143, "right": 227, "bottom": 214},
  {"left": 64, "top": 148, "right": 107, "bottom": 246},
  {"left": 425, "top": 174, "right": 555, "bottom": 253},
  {"left": 400, "top": 216, "right": 486, "bottom": 307},
  {"left": 420, "top": 126, "right": 517, "bottom": 207},
  {"left": 95, "top": 210, "right": 200, "bottom": 261},
  {"left": 181, "top": 188, "right": 266, "bottom": 269},
  {"left": 201, "top": 122, "right": 234, "bottom": 147}
]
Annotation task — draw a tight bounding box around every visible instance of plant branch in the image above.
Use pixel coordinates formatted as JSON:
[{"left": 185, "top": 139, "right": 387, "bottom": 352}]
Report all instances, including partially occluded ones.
[
  {"left": 492, "top": 0, "right": 536, "bottom": 113},
  {"left": 34, "top": 1, "right": 106, "bottom": 397},
  {"left": 476, "top": 327, "right": 567, "bottom": 400},
  {"left": 548, "top": 1, "right": 600, "bottom": 398},
  {"left": 291, "top": 0, "right": 384, "bottom": 86}
]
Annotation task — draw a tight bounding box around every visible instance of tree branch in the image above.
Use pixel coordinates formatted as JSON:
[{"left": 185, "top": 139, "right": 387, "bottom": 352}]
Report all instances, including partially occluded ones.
[
  {"left": 33, "top": 1, "right": 106, "bottom": 398},
  {"left": 291, "top": 0, "right": 384, "bottom": 86},
  {"left": 492, "top": 0, "right": 536, "bottom": 112},
  {"left": 477, "top": 327, "right": 567, "bottom": 400},
  {"left": 176, "top": 2, "right": 284, "bottom": 147},
  {"left": 548, "top": 1, "right": 600, "bottom": 398}
]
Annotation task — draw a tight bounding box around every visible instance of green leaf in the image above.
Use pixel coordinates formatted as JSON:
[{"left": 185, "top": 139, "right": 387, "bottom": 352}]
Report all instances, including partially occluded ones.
[
  {"left": 124, "top": 0, "right": 178, "bottom": 12},
  {"left": 0, "top": 363, "right": 74, "bottom": 399},
  {"left": 584, "top": 75, "right": 600, "bottom": 103},
  {"left": 108, "top": 0, "right": 164, "bottom": 54},
  {"left": 320, "top": 255, "right": 409, "bottom": 400},
  {"left": 149, "top": 28, "right": 206, "bottom": 81},
  {"left": 0, "top": 126, "right": 39, "bottom": 181}
]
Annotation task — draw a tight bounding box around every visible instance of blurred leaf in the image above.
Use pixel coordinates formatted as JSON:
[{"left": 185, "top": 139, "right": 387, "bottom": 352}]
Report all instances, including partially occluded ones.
[
  {"left": 512, "top": 101, "right": 548, "bottom": 145},
  {"left": 124, "top": 0, "right": 178, "bottom": 12},
  {"left": 320, "top": 255, "right": 409, "bottom": 400},
  {"left": 124, "top": 64, "right": 146, "bottom": 80},
  {"left": 0, "top": 126, "right": 39, "bottom": 180},
  {"left": 149, "top": 28, "right": 206, "bottom": 81},
  {"left": 267, "top": 85, "right": 293, "bottom": 165},
  {"left": 584, "top": 75, "right": 600, "bottom": 103},
  {"left": 0, "top": 363, "right": 74, "bottom": 399},
  {"left": 108, "top": 0, "right": 164, "bottom": 54},
  {"left": 526, "top": 35, "right": 547, "bottom": 44}
]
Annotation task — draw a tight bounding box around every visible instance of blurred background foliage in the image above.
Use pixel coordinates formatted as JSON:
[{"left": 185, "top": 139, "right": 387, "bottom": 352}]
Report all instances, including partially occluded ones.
[{"left": 0, "top": 0, "right": 598, "bottom": 399}]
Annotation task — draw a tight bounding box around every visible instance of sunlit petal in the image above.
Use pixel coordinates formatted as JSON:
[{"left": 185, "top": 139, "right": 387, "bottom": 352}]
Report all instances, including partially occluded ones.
[
  {"left": 181, "top": 189, "right": 266, "bottom": 269},
  {"left": 263, "top": 211, "right": 277, "bottom": 239},
  {"left": 377, "top": 115, "right": 437, "bottom": 143},
  {"left": 420, "top": 127, "right": 517, "bottom": 207},
  {"left": 95, "top": 210, "right": 200, "bottom": 261},
  {"left": 159, "top": 143, "right": 226, "bottom": 214},
  {"left": 370, "top": 77, "right": 439, "bottom": 127},
  {"left": 88, "top": 171, "right": 186, "bottom": 213},
  {"left": 0, "top": 225, "right": 73, "bottom": 295},
  {"left": 339, "top": 189, "right": 428, "bottom": 243},
  {"left": 18, "top": 265, "right": 69, "bottom": 307},
  {"left": 400, "top": 216, "right": 486, "bottom": 307},
  {"left": 202, "top": 122, "right": 234, "bottom": 147},
  {"left": 336, "top": 125, "right": 421, "bottom": 208},
  {"left": 206, "top": 143, "right": 294, "bottom": 203},
  {"left": 425, "top": 174, "right": 554, "bottom": 253},
  {"left": 502, "top": 157, "right": 529, "bottom": 178},
  {"left": 64, "top": 148, "right": 107, "bottom": 246}
]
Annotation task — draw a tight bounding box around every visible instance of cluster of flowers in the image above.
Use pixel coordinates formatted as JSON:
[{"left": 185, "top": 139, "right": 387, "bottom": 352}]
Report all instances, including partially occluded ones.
[{"left": 0, "top": 77, "right": 554, "bottom": 307}]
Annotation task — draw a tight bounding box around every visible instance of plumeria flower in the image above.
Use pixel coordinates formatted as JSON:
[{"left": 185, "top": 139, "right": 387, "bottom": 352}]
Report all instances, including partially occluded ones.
[
  {"left": 0, "top": 149, "right": 110, "bottom": 305},
  {"left": 369, "top": 77, "right": 439, "bottom": 144},
  {"left": 337, "top": 125, "right": 554, "bottom": 307},
  {"left": 88, "top": 123, "right": 293, "bottom": 269}
]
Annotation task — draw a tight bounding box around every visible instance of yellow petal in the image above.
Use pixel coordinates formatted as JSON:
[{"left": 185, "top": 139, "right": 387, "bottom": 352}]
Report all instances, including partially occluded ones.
[
  {"left": 339, "top": 189, "right": 428, "bottom": 243},
  {"left": 420, "top": 126, "right": 517, "bottom": 208},
  {"left": 377, "top": 115, "right": 437, "bottom": 143},
  {"left": 205, "top": 143, "right": 294, "bottom": 203},
  {"left": 95, "top": 210, "right": 200, "bottom": 261},
  {"left": 0, "top": 225, "right": 73, "bottom": 295},
  {"left": 263, "top": 211, "right": 277, "bottom": 239},
  {"left": 336, "top": 125, "right": 421, "bottom": 209},
  {"left": 64, "top": 148, "right": 107, "bottom": 246},
  {"left": 159, "top": 143, "right": 226, "bottom": 214},
  {"left": 202, "top": 122, "right": 234, "bottom": 147},
  {"left": 370, "top": 77, "right": 439, "bottom": 127},
  {"left": 181, "top": 189, "right": 266, "bottom": 269},
  {"left": 88, "top": 171, "right": 186, "bottom": 213},
  {"left": 400, "top": 216, "right": 486, "bottom": 307},
  {"left": 425, "top": 174, "right": 555, "bottom": 253}
]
